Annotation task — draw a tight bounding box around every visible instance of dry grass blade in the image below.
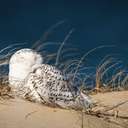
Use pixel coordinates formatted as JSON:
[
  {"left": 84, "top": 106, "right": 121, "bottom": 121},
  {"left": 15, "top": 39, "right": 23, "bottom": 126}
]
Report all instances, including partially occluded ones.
[
  {"left": 95, "top": 55, "right": 124, "bottom": 91},
  {"left": 55, "top": 29, "right": 74, "bottom": 66},
  {"left": 63, "top": 60, "right": 80, "bottom": 73},
  {"left": 100, "top": 61, "right": 122, "bottom": 81},
  {"left": 37, "top": 42, "right": 61, "bottom": 52},
  {"left": 44, "top": 53, "right": 57, "bottom": 64},
  {"left": 121, "top": 75, "right": 128, "bottom": 88},
  {"left": 32, "top": 20, "right": 66, "bottom": 50},
  {"left": 73, "top": 45, "right": 115, "bottom": 82},
  {"left": 0, "top": 43, "right": 26, "bottom": 54},
  {"left": 25, "top": 111, "right": 38, "bottom": 119}
]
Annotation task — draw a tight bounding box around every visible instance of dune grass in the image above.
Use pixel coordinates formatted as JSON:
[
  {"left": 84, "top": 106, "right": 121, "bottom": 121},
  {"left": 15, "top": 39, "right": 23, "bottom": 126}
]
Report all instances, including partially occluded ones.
[{"left": 0, "top": 22, "right": 127, "bottom": 96}]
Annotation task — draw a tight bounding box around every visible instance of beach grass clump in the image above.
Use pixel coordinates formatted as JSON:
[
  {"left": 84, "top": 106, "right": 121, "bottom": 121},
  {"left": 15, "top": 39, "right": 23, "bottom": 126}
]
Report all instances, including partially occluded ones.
[
  {"left": 0, "top": 42, "right": 127, "bottom": 96},
  {"left": 0, "top": 22, "right": 128, "bottom": 97}
]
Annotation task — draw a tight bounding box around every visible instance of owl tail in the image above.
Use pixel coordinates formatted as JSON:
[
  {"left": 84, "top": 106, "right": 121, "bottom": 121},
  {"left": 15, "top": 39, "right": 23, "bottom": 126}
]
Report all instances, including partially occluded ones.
[
  {"left": 74, "top": 92, "right": 93, "bottom": 110},
  {"left": 56, "top": 92, "right": 93, "bottom": 110}
]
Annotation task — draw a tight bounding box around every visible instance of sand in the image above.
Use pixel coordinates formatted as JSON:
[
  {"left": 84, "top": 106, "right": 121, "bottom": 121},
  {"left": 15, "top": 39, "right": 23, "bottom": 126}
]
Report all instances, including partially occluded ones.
[{"left": 0, "top": 91, "right": 128, "bottom": 128}]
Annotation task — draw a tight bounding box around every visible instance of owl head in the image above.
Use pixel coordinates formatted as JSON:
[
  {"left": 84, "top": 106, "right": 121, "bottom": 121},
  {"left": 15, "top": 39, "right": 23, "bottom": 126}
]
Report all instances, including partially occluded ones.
[{"left": 9, "top": 48, "right": 43, "bottom": 88}]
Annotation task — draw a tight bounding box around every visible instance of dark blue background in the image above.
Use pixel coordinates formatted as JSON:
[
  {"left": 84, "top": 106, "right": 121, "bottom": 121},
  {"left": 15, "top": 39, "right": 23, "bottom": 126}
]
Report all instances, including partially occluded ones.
[{"left": 0, "top": 0, "right": 128, "bottom": 63}]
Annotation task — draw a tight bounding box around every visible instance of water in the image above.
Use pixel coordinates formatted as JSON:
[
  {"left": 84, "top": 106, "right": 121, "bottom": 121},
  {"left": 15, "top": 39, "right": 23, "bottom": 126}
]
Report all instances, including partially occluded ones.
[
  {"left": 0, "top": 0, "right": 128, "bottom": 89},
  {"left": 0, "top": 1, "right": 127, "bottom": 52}
]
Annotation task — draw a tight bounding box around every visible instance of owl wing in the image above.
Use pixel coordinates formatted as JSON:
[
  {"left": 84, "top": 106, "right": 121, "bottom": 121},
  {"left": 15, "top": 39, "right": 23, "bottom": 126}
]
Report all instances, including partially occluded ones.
[{"left": 24, "top": 64, "right": 77, "bottom": 107}]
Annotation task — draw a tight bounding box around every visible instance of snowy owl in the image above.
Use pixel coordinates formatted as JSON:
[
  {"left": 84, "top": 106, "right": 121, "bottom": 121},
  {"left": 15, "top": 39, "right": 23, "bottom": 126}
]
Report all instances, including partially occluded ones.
[{"left": 9, "top": 48, "right": 92, "bottom": 109}]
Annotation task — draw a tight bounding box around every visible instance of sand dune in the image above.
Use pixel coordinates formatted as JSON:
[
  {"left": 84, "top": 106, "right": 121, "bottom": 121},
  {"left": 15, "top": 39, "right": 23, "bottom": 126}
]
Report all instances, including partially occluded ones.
[{"left": 0, "top": 91, "right": 128, "bottom": 128}]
